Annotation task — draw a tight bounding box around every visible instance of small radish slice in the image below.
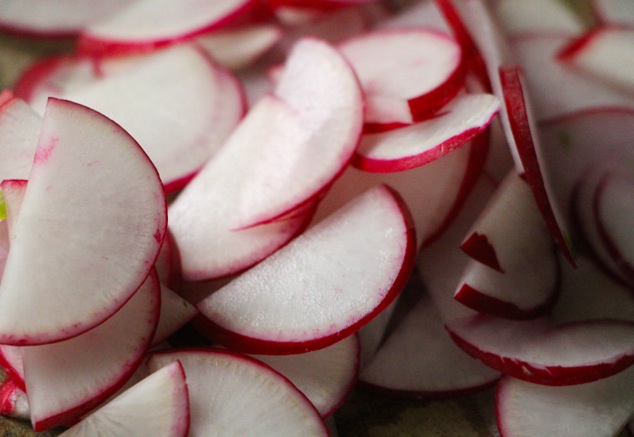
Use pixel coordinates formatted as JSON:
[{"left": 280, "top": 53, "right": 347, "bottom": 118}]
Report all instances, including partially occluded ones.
[
  {"left": 250, "top": 334, "right": 359, "bottom": 417},
  {"left": 337, "top": 28, "right": 465, "bottom": 127},
  {"left": 147, "top": 348, "right": 329, "bottom": 436},
  {"left": 25, "top": 270, "right": 161, "bottom": 431},
  {"left": 0, "top": 98, "right": 167, "bottom": 346},
  {"left": 59, "top": 361, "right": 190, "bottom": 437},
  {"left": 352, "top": 93, "right": 499, "bottom": 172},
  {"left": 196, "top": 185, "right": 415, "bottom": 354},
  {"left": 0, "top": 378, "right": 29, "bottom": 420},
  {"left": 152, "top": 284, "right": 198, "bottom": 346},
  {"left": 0, "top": 91, "right": 41, "bottom": 181},
  {"left": 492, "top": 0, "right": 584, "bottom": 38},
  {"left": 359, "top": 293, "right": 500, "bottom": 398},
  {"left": 592, "top": 0, "right": 634, "bottom": 27},
  {"left": 495, "top": 367, "right": 634, "bottom": 437},
  {"left": 558, "top": 27, "right": 634, "bottom": 96},
  {"left": 78, "top": 0, "right": 259, "bottom": 56},
  {"left": 447, "top": 315, "right": 634, "bottom": 386}
]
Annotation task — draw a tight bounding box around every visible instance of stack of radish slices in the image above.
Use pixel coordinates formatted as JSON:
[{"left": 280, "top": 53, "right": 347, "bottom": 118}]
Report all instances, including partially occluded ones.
[{"left": 0, "top": 0, "right": 633, "bottom": 436}]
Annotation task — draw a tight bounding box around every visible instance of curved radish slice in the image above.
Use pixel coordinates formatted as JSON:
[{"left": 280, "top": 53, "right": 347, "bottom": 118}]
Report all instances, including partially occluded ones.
[
  {"left": 0, "top": 91, "right": 41, "bottom": 181},
  {"left": 592, "top": 0, "right": 634, "bottom": 27},
  {"left": 337, "top": 28, "right": 465, "bottom": 126},
  {"left": 352, "top": 93, "right": 498, "bottom": 172},
  {"left": 152, "top": 284, "right": 198, "bottom": 346},
  {"left": 447, "top": 315, "right": 634, "bottom": 386},
  {"left": 0, "top": 98, "right": 167, "bottom": 346},
  {"left": 78, "top": 0, "right": 259, "bottom": 56},
  {"left": 147, "top": 348, "right": 329, "bottom": 436},
  {"left": 59, "top": 361, "right": 190, "bottom": 437},
  {"left": 491, "top": 0, "right": 584, "bottom": 38},
  {"left": 196, "top": 185, "right": 415, "bottom": 354},
  {"left": 559, "top": 27, "right": 634, "bottom": 96},
  {"left": 0, "top": 0, "right": 136, "bottom": 38},
  {"left": 496, "top": 367, "right": 634, "bottom": 437},
  {"left": 359, "top": 293, "right": 499, "bottom": 398},
  {"left": 250, "top": 334, "right": 359, "bottom": 417},
  {"left": 25, "top": 270, "right": 160, "bottom": 431}
]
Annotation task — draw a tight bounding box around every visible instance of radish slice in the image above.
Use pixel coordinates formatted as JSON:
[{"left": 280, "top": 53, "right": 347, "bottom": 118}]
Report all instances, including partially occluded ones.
[
  {"left": 152, "top": 284, "right": 198, "bottom": 346},
  {"left": 196, "top": 185, "right": 415, "bottom": 354},
  {"left": 79, "top": 0, "right": 259, "bottom": 56},
  {"left": 59, "top": 361, "right": 190, "bottom": 437},
  {"left": 250, "top": 334, "right": 359, "bottom": 417},
  {"left": 25, "top": 271, "right": 161, "bottom": 431},
  {"left": 0, "top": 179, "right": 27, "bottom": 243},
  {"left": 0, "top": 91, "right": 41, "bottom": 181},
  {"left": 352, "top": 93, "right": 499, "bottom": 172},
  {"left": 337, "top": 28, "right": 465, "bottom": 127},
  {"left": 0, "top": 98, "right": 167, "bottom": 346},
  {"left": 492, "top": 0, "right": 584, "bottom": 38},
  {"left": 447, "top": 315, "right": 634, "bottom": 386},
  {"left": 592, "top": 0, "right": 634, "bottom": 27},
  {"left": 147, "top": 348, "right": 329, "bottom": 436},
  {"left": 0, "top": 346, "right": 23, "bottom": 391},
  {"left": 0, "top": 378, "right": 28, "bottom": 420},
  {"left": 496, "top": 367, "right": 634, "bottom": 437}
]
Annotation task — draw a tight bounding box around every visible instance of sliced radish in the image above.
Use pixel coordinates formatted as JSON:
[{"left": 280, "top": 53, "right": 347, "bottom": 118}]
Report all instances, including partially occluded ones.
[
  {"left": 447, "top": 315, "right": 634, "bottom": 386},
  {"left": 24, "top": 270, "right": 160, "bottom": 431},
  {"left": 0, "top": 91, "right": 41, "bottom": 181},
  {"left": 152, "top": 284, "right": 198, "bottom": 346},
  {"left": 250, "top": 334, "right": 359, "bottom": 417},
  {"left": 196, "top": 185, "right": 415, "bottom": 354},
  {"left": 496, "top": 367, "right": 634, "bottom": 437},
  {"left": 59, "top": 361, "right": 189, "bottom": 437},
  {"left": 492, "top": 0, "right": 584, "bottom": 38},
  {"left": 352, "top": 93, "right": 498, "bottom": 172},
  {"left": 592, "top": 0, "right": 634, "bottom": 27},
  {"left": 78, "top": 0, "right": 260, "bottom": 56},
  {"left": 147, "top": 348, "right": 329, "bottom": 436},
  {"left": 0, "top": 378, "right": 28, "bottom": 420}
]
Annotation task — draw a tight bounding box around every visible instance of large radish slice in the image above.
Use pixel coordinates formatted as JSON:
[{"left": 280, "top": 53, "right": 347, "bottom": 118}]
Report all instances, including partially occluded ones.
[
  {"left": 59, "top": 361, "right": 190, "bottom": 437},
  {"left": 0, "top": 91, "right": 41, "bottom": 181},
  {"left": 196, "top": 185, "right": 415, "bottom": 354},
  {"left": 496, "top": 367, "right": 634, "bottom": 437},
  {"left": 147, "top": 348, "right": 329, "bottom": 436},
  {"left": 25, "top": 270, "right": 161, "bottom": 431},
  {"left": 0, "top": 98, "right": 166, "bottom": 345}
]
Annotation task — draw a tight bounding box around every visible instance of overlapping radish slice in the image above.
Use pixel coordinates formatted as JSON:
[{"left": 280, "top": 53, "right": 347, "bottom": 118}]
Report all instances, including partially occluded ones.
[
  {"left": 195, "top": 185, "right": 415, "bottom": 354},
  {"left": 153, "top": 284, "right": 198, "bottom": 346},
  {"left": 491, "top": 0, "right": 584, "bottom": 38},
  {"left": 592, "top": 0, "right": 634, "bottom": 27},
  {"left": 78, "top": 0, "right": 260, "bottom": 56},
  {"left": 24, "top": 270, "right": 161, "bottom": 431},
  {"left": 0, "top": 98, "right": 166, "bottom": 346},
  {"left": 337, "top": 28, "right": 465, "bottom": 129},
  {"left": 148, "top": 348, "right": 329, "bottom": 436},
  {"left": 250, "top": 334, "right": 359, "bottom": 417},
  {"left": 558, "top": 27, "right": 634, "bottom": 95},
  {"left": 59, "top": 361, "right": 190, "bottom": 437},
  {"left": 352, "top": 93, "right": 498, "bottom": 172},
  {"left": 0, "top": 91, "right": 41, "bottom": 181},
  {"left": 495, "top": 367, "right": 634, "bottom": 437}
]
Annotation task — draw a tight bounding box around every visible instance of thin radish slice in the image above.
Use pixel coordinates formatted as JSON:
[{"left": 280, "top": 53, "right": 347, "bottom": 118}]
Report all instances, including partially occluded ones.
[
  {"left": 352, "top": 93, "right": 498, "bottom": 172},
  {"left": 147, "top": 348, "right": 329, "bottom": 436},
  {"left": 0, "top": 0, "right": 136, "bottom": 38},
  {"left": 558, "top": 27, "right": 634, "bottom": 96},
  {"left": 59, "top": 361, "right": 190, "bottom": 437},
  {"left": 78, "top": 0, "right": 260, "bottom": 56},
  {"left": 359, "top": 293, "right": 500, "bottom": 398},
  {"left": 337, "top": 28, "right": 465, "bottom": 127},
  {"left": 447, "top": 315, "right": 634, "bottom": 386},
  {"left": 250, "top": 334, "right": 359, "bottom": 417},
  {"left": 196, "top": 185, "right": 415, "bottom": 354},
  {"left": 492, "top": 0, "right": 584, "bottom": 38},
  {"left": 25, "top": 271, "right": 161, "bottom": 431},
  {"left": 495, "top": 367, "right": 634, "bottom": 437},
  {"left": 592, "top": 0, "right": 634, "bottom": 27},
  {"left": 0, "top": 91, "right": 41, "bottom": 181},
  {"left": 152, "top": 284, "right": 198, "bottom": 346},
  {"left": 0, "top": 98, "right": 166, "bottom": 346}
]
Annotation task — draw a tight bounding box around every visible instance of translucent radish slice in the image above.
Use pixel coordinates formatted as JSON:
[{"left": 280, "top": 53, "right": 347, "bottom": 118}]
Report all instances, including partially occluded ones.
[
  {"left": 496, "top": 367, "right": 634, "bottom": 437},
  {"left": 338, "top": 28, "right": 465, "bottom": 127},
  {"left": 447, "top": 315, "right": 634, "bottom": 386},
  {"left": 79, "top": 0, "right": 259, "bottom": 56},
  {"left": 148, "top": 348, "right": 329, "bottom": 436},
  {"left": 196, "top": 185, "right": 415, "bottom": 354},
  {"left": 0, "top": 99, "right": 166, "bottom": 345},
  {"left": 352, "top": 93, "right": 498, "bottom": 172},
  {"left": 59, "top": 361, "right": 190, "bottom": 437},
  {"left": 25, "top": 271, "right": 161, "bottom": 431},
  {"left": 492, "top": 0, "right": 584, "bottom": 38},
  {"left": 0, "top": 92, "right": 41, "bottom": 181},
  {"left": 592, "top": 0, "right": 634, "bottom": 27},
  {"left": 250, "top": 334, "right": 359, "bottom": 417}
]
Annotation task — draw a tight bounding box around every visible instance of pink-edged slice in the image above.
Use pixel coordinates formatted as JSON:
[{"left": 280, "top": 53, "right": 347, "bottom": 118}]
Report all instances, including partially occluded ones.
[
  {"left": 0, "top": 91, "right": 41, "bottom": 181},
  {"left": 446, "top": 315, "right": 634, "bottom": 386},
  {"left": 592, "top": 0, "right": 634, "bottom": 27},
  {"left": 59, "top": 361, "right": 190, "bottom": 437},
  {"left": 0, "top": 98, "right": 166, "bottom": 345},
  {"left": 24, "top": 270, "right": 161, "bottom": 431},
  {"left": 352, "top": 92, "right": 498, "bottom": 172},
  {"left": 147, "top": 348, "right": 329, "bottom": 436},
  {"left": 196, "top": 185, "right": 415, "bottom": 354},
  {"left": 496, "top": 367, "right": 634, "bottom": 437}
]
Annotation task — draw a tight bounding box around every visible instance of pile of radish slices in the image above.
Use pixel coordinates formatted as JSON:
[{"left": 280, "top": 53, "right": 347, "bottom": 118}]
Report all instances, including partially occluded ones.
[{"left": 0, "top": 0, "right": 632, "bottom": 435}]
